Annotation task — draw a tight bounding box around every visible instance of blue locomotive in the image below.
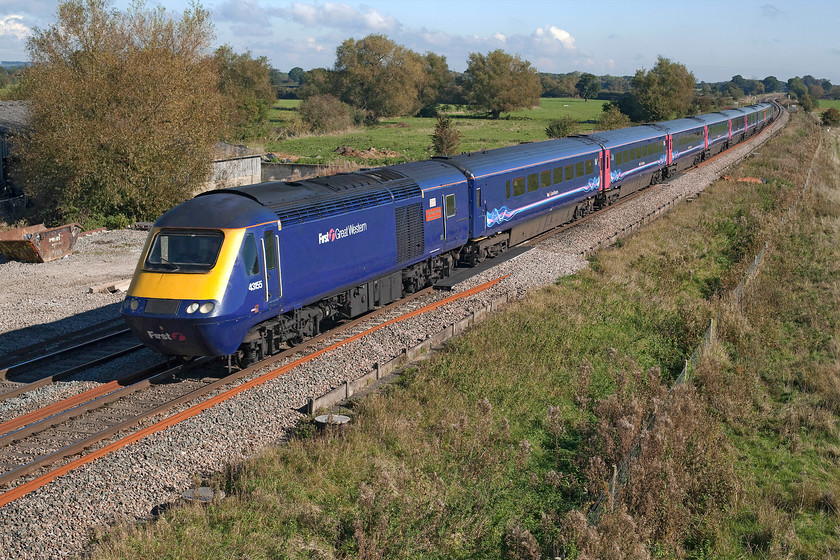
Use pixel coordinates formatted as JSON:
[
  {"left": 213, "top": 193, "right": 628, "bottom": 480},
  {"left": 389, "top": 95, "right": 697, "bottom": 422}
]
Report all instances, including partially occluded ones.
[{"left": 121, "top": 102, "right": 777, "bottom": 364}]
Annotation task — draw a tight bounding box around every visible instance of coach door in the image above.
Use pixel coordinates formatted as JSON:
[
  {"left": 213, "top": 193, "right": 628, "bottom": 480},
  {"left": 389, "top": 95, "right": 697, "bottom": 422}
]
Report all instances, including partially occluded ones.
[
  {"left": 259, "top": 226, "right": 281, "bottom": 308},
  {"left": 441, "top": 186, "right": 468, "bottom": 250}
]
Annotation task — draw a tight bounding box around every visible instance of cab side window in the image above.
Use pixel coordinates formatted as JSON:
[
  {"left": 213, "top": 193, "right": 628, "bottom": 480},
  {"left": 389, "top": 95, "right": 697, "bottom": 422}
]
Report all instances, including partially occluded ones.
[
  {"left": 445, "top": 193, "right": 456, "bottom": 218},
  {"left": 264, "top": 231, "right": 276, "bottom": 270},
  {"left": 242, "top": 233, "right": 259, "bottom": 276}
]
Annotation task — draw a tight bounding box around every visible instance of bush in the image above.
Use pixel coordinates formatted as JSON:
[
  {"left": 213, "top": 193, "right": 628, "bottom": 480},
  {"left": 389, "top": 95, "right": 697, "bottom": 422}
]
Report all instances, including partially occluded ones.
[
  {"left": 545, "top": 116, "right": 580, "bottom": 138},
  {"left": 431, "top": 116, "right": 462, "bottom": 156},
  {"left": 598, "top": 104, "right": 631, "bottom": 131},
  {"left": 821, "top": 107, "right": 840, "bottom": 126},
  {"left": 297, "top": 94, "right": 356, "bottom": 133}
]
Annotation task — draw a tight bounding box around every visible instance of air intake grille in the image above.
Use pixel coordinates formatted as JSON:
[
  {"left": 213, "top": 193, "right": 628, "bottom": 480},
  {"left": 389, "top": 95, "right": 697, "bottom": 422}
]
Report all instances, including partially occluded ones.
[{"left": 395, "top": 202, "right": 424, "bottom": 263}]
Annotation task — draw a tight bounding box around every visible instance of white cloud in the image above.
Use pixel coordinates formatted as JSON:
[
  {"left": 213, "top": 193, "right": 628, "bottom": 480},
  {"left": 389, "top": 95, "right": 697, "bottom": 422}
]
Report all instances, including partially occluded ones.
[
  {"left": 0, "top": 15, "right": 30, "bottom": 41},
  {"left": 305, "top": 36, "right": 325, "bottom": 52},
  {"left": 534, "top": 25, "right": 575, "bottom": 50},
  {"left": 493, "top": 32, "right": 506, "bottom": 43},
  {"left": 282, "top": 2, "right": 399, "bottom": 33}
]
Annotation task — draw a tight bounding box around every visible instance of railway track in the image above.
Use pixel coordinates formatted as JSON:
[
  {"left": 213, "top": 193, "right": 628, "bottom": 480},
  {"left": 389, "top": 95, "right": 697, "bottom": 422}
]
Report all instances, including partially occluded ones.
[
  {"left": 0, "top": 319, "right": 145, "bottom": 393},
  {"left": 0, "top": 278, "right": 495, "bottom": 504}
]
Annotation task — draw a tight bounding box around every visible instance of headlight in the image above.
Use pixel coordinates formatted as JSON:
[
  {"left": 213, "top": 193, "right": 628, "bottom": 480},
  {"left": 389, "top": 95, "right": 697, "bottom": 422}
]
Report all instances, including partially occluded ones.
[
  {"left": 129, "top": 299, "right": 139, "bottom": 311},
  {"left": 186, "top": 302, "right": 199, "bottom": 314},
  {"left": 199, "top": 302, "right": 215, "bottom": 314}
]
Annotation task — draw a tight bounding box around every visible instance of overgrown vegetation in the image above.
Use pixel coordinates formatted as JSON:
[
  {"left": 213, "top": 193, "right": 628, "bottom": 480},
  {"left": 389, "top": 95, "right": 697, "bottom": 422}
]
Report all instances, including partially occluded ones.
[
  {"left": 17, "top": 0, "right": 223, "bottom": 229},
  {"left": 91, "top": 112, "right": 838, "bottom": 557},
  {"left": 545, "top": 116, "right": 580, "bottom": 138},
  {"left": 297, "top": 94, "right": 359, "bottom": 134}
]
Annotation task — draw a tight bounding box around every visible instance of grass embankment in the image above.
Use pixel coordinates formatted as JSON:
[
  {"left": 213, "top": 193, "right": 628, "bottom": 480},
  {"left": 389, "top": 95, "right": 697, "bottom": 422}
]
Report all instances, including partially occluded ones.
[
  {"left": 263, "top": 98, "right": 605, "bottom": 165},
  {"left": 94, "top": 113, "right": 838, "bottom": 558}
]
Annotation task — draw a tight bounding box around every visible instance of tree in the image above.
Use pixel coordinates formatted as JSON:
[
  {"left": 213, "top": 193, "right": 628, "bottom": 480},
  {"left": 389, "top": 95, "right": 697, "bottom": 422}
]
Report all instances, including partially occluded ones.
[
  {"left": 601, "top": 75, "right": 630, "bottom": 93},
  {"left": 545, "top": 116, "right": 579, "bottom": 138},
  {"left": 558, "top": 73, "right": 579, "bottom": 97},
  {"left": 464, "top": 49, "right": 541, "bottom": 119},
  {"left": 431, "top": 116, "right": 462, "bottom": 156},
  {"left": 575, "top": 73, "right": 601, "bottom": 101},
  {"left": 762, "top": 76, "right": 781, "bottom": 93},
  {"left": 625, "top": 56, "right": 695, "bottom": 121},
  {"left": 808, "top": 83, "right": 824, "bottom": 100},
  {"left": 416, "top": 52, "right": 453, "bottom": 115},
  {"left": 288, "top": 66, "right": 305, "bottom": 84},
  {"left": 821, "top": 107, "right": 840, "bottom": 126},
  {"left": 799, "top": 94, "right": 817, "bottom": 112},
  {"left": 297, "top": 67, "right": 336, "bottom": 100},
  {"left": 214, "top": 45, "right": 275, "bottom": 139},
  {"left": 540, "top": 74, "right": 563, "bottom": 97},
  {"left": 332, "top": 34, "right": 428, "bottom": 119},
  {"left": 721, "top": 81, "right": 745, "bottom": 100},
  {"left": 787, "top": 77, "right": 808, "bottom": 100},
  {"left": 18, "top": 0, "right": 222, "bottom": 228}
]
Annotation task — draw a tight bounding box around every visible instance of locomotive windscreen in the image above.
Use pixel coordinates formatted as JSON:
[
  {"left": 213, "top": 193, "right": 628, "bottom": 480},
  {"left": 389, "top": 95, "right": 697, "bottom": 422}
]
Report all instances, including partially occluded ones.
[{"left": 144, "top": 229, "right": 224, "bottom": 273}]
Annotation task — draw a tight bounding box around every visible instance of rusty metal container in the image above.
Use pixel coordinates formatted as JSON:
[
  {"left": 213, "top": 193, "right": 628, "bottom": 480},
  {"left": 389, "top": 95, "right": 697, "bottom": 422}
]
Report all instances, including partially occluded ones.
[{"left": 0, "top": 223, "right": 83, "bottom": 263}]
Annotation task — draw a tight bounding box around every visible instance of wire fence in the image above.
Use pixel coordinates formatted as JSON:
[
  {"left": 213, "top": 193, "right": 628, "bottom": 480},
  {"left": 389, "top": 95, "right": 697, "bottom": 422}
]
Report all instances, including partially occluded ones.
[{"left": 586, "top": 126, "right": 823, "bottom": 526}]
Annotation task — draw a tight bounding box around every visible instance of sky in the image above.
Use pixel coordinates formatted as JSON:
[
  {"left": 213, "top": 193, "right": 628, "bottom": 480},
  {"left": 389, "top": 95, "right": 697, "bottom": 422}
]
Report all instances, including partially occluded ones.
[{"left": 0, "top": 0, "right": 838, "bottom": 84}]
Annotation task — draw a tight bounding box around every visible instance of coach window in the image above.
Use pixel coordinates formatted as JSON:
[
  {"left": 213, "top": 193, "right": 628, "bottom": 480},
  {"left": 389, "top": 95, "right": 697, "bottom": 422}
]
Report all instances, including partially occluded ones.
[
  {"left": 527, "top": 173, "right": 539, "bottom": 192},
  {"left": 476, "top": 188, "right": 482, "bottom": 208},
  {"left": 445, "top": 194, "right": 456, "bottom": 218},
  {"left": 242, "top": 233, "right": 259, "bottom": 276},
  {"left": 585, "top": 160, "right": 593, "bottom": 175},
  {"left": 553, "top": 167, "right": 563, "bottom": 184},
  {"left": 541, "top": 170, "right": 551, "bottom": 188},
  {"left": 564, "top": 165, "right": 573, "bottom": 181},
  {"left": 505, "top": 180, "right": 511, "bottom": 198},
  {"left": 513, "top": 177, "right": 525, "bottom": 196},
  {"left": 623, "top": 150, "right": 630, "bottom": 162},
  {"left": 575, "top": 161, "right": 584, "bottom": 178}
]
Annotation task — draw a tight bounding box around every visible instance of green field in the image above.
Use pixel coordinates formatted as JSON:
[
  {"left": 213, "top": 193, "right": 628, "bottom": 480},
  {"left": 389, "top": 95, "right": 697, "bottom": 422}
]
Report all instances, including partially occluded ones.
[
  {"left": 817, "top": 98, "right": 840, "bottom": 112},
  {"left": 262, "top": 98, "right": 606, "bottom": 165}
]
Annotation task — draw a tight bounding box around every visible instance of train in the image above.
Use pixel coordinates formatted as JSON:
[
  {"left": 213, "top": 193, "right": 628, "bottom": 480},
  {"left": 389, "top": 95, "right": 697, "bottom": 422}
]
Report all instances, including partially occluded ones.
[{"left": 121, "top": 102, "right": 779, "bottom": 365}]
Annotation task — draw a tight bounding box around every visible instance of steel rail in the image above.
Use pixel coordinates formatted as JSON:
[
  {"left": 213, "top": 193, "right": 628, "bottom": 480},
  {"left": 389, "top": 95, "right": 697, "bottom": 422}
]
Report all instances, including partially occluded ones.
[
  {"left": 0, "top": 275, "right": 506, "bottom": 507},
  {"left": 0, "top": 361, "right": 172, "bottom": 439},
  {"left": 0, "top": 317, "right": 127, "bottom": 370}
]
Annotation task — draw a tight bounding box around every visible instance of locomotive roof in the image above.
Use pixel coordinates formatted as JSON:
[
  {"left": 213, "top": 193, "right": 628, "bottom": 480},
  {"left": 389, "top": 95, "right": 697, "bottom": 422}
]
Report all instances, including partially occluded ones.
[
  {"left": 155, "top": 192, "right": 277, "bottom": 229},
  {"left": 586, "top": 125, "right": 665, "bottom": 149},
  {"left": 443, "top": 137, "right": 600, "bottom": 179},
  {"left": 198, "top": 167, "right": 432, "bottom": 227}
]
